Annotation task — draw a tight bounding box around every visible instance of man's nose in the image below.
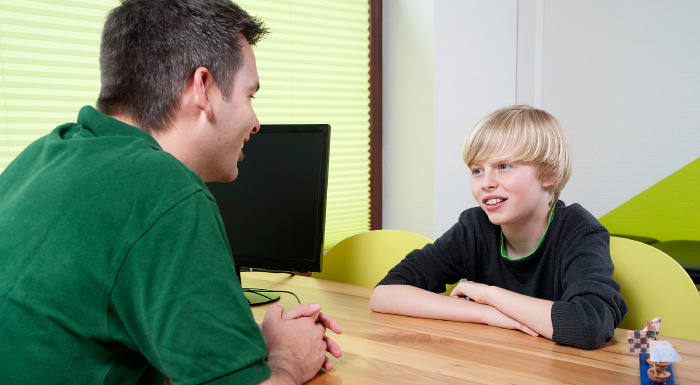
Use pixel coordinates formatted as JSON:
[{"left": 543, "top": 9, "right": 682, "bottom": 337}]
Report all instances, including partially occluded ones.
[{"left": 251, "top": 116, "right": 260, "bottom": 134}]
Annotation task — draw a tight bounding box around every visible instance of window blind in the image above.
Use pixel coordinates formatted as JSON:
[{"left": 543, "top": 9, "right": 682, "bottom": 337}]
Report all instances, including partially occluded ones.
[
  {"left": 0, "top": 0, "right": 118, "bottom": 171},
  {"left": 0, "top": 0, "right": 371, "bottom": 249},
  {"left": 236, "top": 0, "right": 371, "bottom": 248}
]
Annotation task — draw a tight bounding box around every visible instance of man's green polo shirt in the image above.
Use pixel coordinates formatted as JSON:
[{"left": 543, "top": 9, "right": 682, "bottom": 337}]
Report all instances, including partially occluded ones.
[{"left": 0, "top": 106, "right": 271, "bottom": 384}]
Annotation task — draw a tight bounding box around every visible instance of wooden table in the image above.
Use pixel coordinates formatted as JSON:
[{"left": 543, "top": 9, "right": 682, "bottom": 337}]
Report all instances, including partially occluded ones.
[{"left": 243, "top": 272, "right": 700, "bottom": 384}]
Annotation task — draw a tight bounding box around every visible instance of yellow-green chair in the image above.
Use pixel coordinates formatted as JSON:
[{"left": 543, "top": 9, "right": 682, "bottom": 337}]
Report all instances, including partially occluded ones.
[
  {"left": 610, "top": 236, "right": 700, "bottom": 341},
  {"left": 314, "top": 230, "right": 432, "bottom": 289}
]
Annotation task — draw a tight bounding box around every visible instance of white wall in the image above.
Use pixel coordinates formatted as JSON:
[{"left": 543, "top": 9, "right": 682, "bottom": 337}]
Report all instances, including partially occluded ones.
[
  {"left": 541, "top": 1, "right": 700, "bottom": 216},
  {"left": 383, "top": 0, "right": 700, "bottom": 240},
  {"left": 382, "top": 0, "right": 435, "bottom": 237}
]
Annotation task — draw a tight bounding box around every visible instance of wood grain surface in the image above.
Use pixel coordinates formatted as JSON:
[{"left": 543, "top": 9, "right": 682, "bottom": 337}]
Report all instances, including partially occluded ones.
[{"left": 244, "top": 272, "right": 700, "bottom": 385}]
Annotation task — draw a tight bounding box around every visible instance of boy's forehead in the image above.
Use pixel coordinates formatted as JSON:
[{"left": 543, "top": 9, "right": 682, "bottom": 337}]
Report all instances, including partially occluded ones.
[
  {"left": 470, "top": 149, "right": 538, "bottom": 170},
  {"left": 470, "top": 156, "right": 518, "bottom": 166},
  {"left": 472, "top": 144, "right": 517, "bottom": 163}
]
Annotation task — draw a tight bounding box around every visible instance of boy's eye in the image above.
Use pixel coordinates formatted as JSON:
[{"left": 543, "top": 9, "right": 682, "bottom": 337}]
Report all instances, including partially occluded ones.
[
  {"left": 471, "top": 168, "right": 483, "bottom": 175},
  {"left": 498, "top": 164, "right": 510, "bottom": 170}
]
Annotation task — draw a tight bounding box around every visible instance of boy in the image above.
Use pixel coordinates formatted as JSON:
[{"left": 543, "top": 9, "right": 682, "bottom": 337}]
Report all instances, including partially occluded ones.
[{"left": 370, "top": 105, "right": 627, "bottom": 350}]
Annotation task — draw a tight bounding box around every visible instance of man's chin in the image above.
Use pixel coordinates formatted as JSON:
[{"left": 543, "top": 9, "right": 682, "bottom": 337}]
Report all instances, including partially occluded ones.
[
  {"left": 215, "top": 166, "right": 239, "bottom": 183},
  {"left": 227, "top": 167, "right": 239, "bottom": 182},
  {"left": 213, "top": 156, "right": 243, "bottom": 182}
]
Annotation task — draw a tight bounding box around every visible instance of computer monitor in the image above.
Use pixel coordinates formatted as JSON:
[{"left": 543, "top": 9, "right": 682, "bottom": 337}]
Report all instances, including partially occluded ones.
[{"left": 206, "top": 124, "right": 330, "bottom": 304}]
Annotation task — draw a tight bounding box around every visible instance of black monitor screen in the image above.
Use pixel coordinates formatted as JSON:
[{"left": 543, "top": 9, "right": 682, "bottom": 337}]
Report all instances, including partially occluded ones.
[{"left": 206, "top": 124, "right": 330, "bottom": 273}]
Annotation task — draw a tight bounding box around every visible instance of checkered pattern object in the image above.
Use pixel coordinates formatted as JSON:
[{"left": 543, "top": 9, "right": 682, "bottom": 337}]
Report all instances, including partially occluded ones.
[{"left": 627, "top": 330, "right": 657, "bottom": 353}]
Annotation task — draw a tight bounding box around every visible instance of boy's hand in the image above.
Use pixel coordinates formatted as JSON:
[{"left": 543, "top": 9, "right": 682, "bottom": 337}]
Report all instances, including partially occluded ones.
[
  {"left": 451, "top": 281, "right": 539, "bottom": 337},
  {"left": 449, "top": 280, "right": 491, "bottom": 304},
  {"left": 479, "top": 304, "right": 539, "bottom": 337}
]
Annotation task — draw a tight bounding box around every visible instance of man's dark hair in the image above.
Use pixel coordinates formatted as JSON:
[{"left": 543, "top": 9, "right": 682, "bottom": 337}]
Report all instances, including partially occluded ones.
[{"left": 96, "top": 0, "right": 268, "bottom": 132}]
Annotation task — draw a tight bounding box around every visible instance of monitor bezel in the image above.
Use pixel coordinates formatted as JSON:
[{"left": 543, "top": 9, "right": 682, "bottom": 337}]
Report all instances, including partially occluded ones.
[{"left": 207, "top": 123, "right": 330, "bottom": 273}]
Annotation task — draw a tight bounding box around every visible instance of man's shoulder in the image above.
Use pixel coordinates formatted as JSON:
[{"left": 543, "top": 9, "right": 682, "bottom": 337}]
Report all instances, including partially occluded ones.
[
  {"left": 131, "top": 145, "right": 200, "bottom": 182},
  {"left": 119, "top": 147, "right": 211, "bottom": 204},
  {"left": 55, "top": 132, "right": 213, "bottom": 213}
]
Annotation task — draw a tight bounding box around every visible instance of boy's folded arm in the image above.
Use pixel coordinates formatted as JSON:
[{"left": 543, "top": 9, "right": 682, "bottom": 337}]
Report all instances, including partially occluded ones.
[
  {"left": 475, "top": 285, "right": 554, "bottom": 339},
  {"left": 480, "top": 283, "right": 619, "bottom": 349},
  {"left": 547, "top": 228, "right": 626, "bottom": 349},
  {"left": 370, "top": 285, "right": 484, "bottom": 322},
  {"left": 370, "top": 284, "right": 537, "bottom": 336},
  {"left": 546, "top": 276, "right": 624, "bottom": 350},
  {"left": 464, "top": 279, "right": 615, "bottom": 349},
  {"left": 549, "top": 294, "right": 619, "bottom": 350}
]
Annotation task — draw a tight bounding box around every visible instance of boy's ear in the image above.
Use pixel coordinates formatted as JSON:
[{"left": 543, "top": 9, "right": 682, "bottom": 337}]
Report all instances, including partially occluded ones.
[{"left": 542, "top": 179, "right": 556, "bottom": 188}]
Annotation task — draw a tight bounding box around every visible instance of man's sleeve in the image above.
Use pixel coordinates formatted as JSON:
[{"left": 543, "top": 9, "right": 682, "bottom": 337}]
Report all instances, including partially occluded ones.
[{"left": 110, "top": 191, "right": 271, "bottom": 385}]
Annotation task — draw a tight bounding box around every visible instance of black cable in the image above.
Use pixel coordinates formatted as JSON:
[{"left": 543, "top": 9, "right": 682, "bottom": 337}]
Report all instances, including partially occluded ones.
[
  {"left": 240, "top": 268, "right": 299, "bottom": 275},
  {"left": 239, "top": 269, "right": 303, "bottom": 304},
  {"left": 242, "top": 288, "right": 301, "bottom": 304}
]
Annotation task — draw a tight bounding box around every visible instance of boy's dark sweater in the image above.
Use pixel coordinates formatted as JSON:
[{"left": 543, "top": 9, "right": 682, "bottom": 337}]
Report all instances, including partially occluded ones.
[{"left": 377, "top": 201, "right": 628, "bottom": 350}]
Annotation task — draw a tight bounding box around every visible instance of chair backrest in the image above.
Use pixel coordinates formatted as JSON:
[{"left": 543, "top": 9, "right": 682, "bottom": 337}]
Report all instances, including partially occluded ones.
[
  {"left": 650, "top": 240, "right": 700, "bottom": 284},
  {"left": 610, "top": 236, "right": 700, "bottom": 341},
  {"left": 313, "top": 230, "right": 432, "bottom": 288}
]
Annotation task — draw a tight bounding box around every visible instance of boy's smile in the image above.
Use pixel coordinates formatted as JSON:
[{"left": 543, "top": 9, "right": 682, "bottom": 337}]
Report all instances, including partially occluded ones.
[{"left": 483, "top": 197, "right": 507, "bottom": 210}]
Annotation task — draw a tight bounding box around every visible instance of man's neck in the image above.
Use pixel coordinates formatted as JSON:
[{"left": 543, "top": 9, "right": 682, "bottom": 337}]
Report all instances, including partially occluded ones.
[
  {"left": 110, "top": 112, "right": 208, "bottom": 182},
  {"left": 110, "top": 114, "right": 142, "bottom": 130}
]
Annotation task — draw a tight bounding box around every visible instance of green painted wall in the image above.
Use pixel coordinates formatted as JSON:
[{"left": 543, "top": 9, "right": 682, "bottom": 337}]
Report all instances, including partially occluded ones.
[{"left": 599, "top": 157, "right": 700, "bottom": 242}]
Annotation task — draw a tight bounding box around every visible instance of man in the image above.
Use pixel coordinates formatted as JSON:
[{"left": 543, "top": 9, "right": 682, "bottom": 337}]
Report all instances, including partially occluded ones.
[{"left": 0, "top": 0, "right": 341, "bottom": 384}]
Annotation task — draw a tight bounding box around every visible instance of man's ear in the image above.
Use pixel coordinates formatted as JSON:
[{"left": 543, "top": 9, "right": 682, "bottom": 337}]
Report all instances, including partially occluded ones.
[{"left": 191, "top": 67, "right": 213, "bottom": 120}]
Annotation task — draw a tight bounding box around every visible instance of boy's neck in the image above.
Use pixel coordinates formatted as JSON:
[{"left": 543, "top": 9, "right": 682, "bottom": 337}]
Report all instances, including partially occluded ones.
[{"left": 502, "top": 205, "right": 553, "bottom": 259}]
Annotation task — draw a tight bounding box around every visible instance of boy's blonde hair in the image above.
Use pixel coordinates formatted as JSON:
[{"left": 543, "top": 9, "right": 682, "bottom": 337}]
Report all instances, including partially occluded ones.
[{"left": 463, "top": 105, "right": 572, "bottom": 205}]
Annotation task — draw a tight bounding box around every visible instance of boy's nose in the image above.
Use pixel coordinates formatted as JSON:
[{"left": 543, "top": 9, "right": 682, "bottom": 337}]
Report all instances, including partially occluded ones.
[{"left": 481, "top": 172, "right": 497, "bottom": 190}]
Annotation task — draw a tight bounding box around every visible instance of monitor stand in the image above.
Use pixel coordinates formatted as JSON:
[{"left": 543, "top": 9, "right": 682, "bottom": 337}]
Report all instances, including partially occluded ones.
[
  {"left": 244, "top": 290, "right": 281, "bottom": 306},
  {"left": 237, "top": 269, "right": 281, "bottom": 306}
]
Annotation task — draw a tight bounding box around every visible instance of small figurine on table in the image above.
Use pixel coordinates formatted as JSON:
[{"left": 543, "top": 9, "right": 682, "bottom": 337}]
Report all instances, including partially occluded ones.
[
  {"left": 646, "top": 340, "right": 682, "bottom": 384},
  {"left": 626, "top": 317, "right": 683, "bottom": 384},
  {"left": 627, "top": 317, "right": 660, "bottom": 354}
]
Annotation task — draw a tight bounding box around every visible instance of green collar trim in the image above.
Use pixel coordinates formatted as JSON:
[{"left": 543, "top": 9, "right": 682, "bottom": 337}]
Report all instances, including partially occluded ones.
[
  {"left": 500, "top": 206, "right": 555, "bottom": 261},
  {"left": 74, "top": 105, "right": 161, "bottom": 150}
]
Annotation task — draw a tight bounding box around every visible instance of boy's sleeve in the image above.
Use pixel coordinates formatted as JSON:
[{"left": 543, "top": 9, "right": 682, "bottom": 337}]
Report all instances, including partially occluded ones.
[
  {"left": 376, "top": 211, "right": 475, "bottom": 293},
  {"left": 110, "top": 191, "right": 271, "bottom": 384},
  {"left": 551, "top": 225, "right": 628, "bottom": 350}
]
